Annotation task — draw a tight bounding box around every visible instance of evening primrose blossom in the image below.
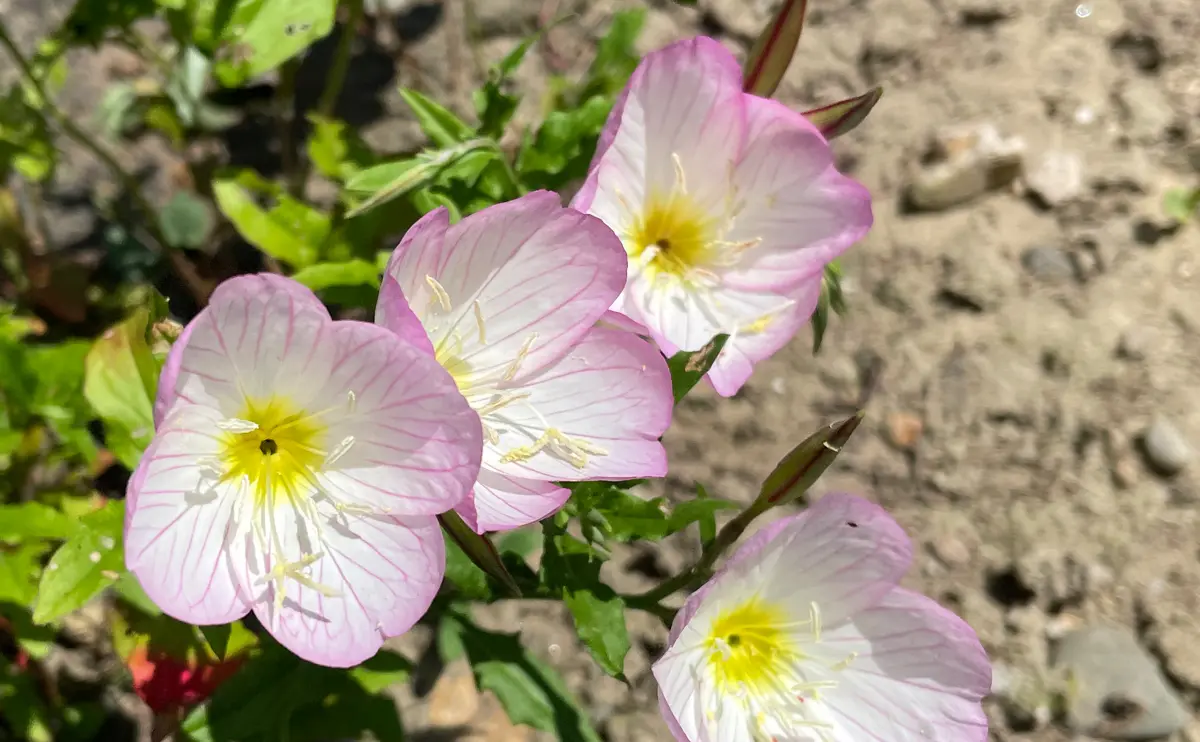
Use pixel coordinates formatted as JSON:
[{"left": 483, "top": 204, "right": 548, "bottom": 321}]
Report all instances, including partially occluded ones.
[
  {"left": 128, "top": 274, "right": 482, "bottom": 667},
  {"left": 571, "top": 36, "right": 873, "bottom": 396},
  {"left": 376, "top": 191, "right": 673, "bottom": 533},
  {"left": 653, "top": 494, "right": 991, "bottom": 741}
]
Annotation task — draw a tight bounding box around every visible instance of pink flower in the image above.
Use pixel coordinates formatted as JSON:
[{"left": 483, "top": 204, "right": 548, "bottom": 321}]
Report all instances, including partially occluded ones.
[
  {"left": 129, "top": 274, "right": 482, "bottom": 668},
  {"left": 653, "top": 494, "right": 991, "bottom": 741},
  {"left": 376, "top": 191, "right": 673, "bottom": 533},
  {"left": 571, "top": 37, "right": 873, "bottom": 396}
]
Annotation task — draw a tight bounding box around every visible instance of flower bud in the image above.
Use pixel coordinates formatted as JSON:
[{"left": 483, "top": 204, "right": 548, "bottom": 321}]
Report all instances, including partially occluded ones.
[{"left": 743, "top": 0, "right": 809, "bottom": 97}]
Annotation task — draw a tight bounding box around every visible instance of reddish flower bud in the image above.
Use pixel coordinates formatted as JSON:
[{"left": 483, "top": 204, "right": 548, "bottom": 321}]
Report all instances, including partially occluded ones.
[{"left": 127, "top": 645, "right": 243, "bottom": 714}]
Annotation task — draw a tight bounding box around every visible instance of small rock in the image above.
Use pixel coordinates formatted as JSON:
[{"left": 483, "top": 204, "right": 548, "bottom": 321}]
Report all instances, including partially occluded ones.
[
  {"left": 885, "top": 412, "right": 924, "bottom": 449},
  {"left": 1021, "top": 247, "right": 1076, "bottom": 282},
  {"left": 1052, "top": 625, "right": 1190, "bottom": 740},
  {"left": 1025, "top": 149, "right": 1085, "bottom": 207},
  {"left": 929, "top": 537, "right": 970, "bottom": 567},
  {"left": 428, "top": 664, "right": 481, "bottom": 727},
  {"left": 1140, "top": 417, "right": 1192, "bottom": 476},
  {"left": 907, "top": 123, "right": 1025, "bottom": 211}
]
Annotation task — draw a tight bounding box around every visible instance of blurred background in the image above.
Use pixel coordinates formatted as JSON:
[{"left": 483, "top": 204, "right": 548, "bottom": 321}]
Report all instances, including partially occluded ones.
[{"left": 1, "top": 0, "right": 1199, "bottom": 740}]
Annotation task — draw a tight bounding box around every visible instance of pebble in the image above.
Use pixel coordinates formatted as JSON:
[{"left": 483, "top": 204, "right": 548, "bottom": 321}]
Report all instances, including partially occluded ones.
[
  {"left": 1140, "top": 416, "right": 1192, "bottom": 476},
  {"left": 885, "top": 411, "right": 924, "bottom": 449},
  {"left": 907, "top": 123, "right": 1025, "bottom": 211},
  {"left": 1052, "top": 625, "right": 1190, "bottom": 740},
  {"left": 1021, "top": 247, "right": 1076, "bottom": 282},
  {"left": 1024, "top": 149, "right": 1084, "bottom": 207}
]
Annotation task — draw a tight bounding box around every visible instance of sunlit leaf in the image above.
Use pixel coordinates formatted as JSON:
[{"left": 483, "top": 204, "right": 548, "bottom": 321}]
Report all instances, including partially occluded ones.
[
  {"left": 665, "top": 334, "right": 728, "bottom": 404},
  {"left": 0, "top": 502, "right": 79, "bottom": 543},
  {"left": 32, "top": 500, "right": 125, "bottom": 624},
  {"left": 212, "top": 0, "right": 338, "bottom": 87},
  {"left": 212, "top": 176, "right": 325, "bottom": 268},
  {"left": 1163, "top": 186, "right": 1200, "bottom": 224},
  {"left": 400, "top": 88, "right": 474, "bottom": 147},
  {"left": 290, "top": 259, "right": 379, "bottom": 292},
  {"left": 84, "top": 308, "right": 160, "bottom": 469}
]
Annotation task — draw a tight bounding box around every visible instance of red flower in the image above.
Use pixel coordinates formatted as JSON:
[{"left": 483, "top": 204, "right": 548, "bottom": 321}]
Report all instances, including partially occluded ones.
[{"left": 127, "top": 646, "right": 243, "bottom": 714}]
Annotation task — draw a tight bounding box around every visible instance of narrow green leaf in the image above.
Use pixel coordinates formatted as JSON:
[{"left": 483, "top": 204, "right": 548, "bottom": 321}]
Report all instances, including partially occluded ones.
[
  {"left": 439, "top": 612, "right": 603, "bottom": 742},
  {"left": 743, "top": 0, "right": 809, "bottom": 97},
  {"left": 32, "top": 500, "right": 125, "bottom": 624},
  {"left": 344, "top": 140, "right": 496, "bottom": 218},
  {"left": 759, "top": 411, "right": 864, "bottom": 506},
  {"left": 399, "top": 88, "right": 474, "bottom": 147},
  {"left": 290, "top": 259, "right": 380, "bottom": 292},
  {"left": 811, "top": 261, "right": 847, "bottom": 355},
  {"left": 666, "top": 334, "right": 729, "bottom": 404},
  {"left": 802, "top": 87, "right": 884, "bottom": 140}
]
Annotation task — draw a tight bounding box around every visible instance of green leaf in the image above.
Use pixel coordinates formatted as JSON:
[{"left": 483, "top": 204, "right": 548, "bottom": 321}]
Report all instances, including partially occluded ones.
[
  {"left": 211, "top": 0, "right": 338, "bottom": 87},
  {"left": 574, "top": 482, "right": 737, "bottom": 543},
  {"left": 666, "top": 334, "right": 729, "bottom": 404},
  {"left": 758, "top": 411, "right": 864, "bottom": 506},
  {"left": 694, "top": 483, "right": 718, "bottom": 548},
  {"left": 439, "top": 612, "right": 602, "bottom": 742},
  {"left": 197, "top": 620, "right": 258, "bottom": 661},
  {"left": 159, "top": 191, "right": 215, "bottom": 249},
  {"left": 0, "top": 502, "right": 79, "bottom": 542},
  {"left": 290, "top": 259, "right": 380, "bottom": 291},
  {"left": 0, "top": 542, "right": 50, "bottom": 605},
  {"left": 1163, "top": 186, "right": 1200, "bottom": 224},
  {"left": 306, "top": 114, "right": 376, "bottom": 182},
  {"left": 32, "top": 500, "right": 125, "bottom": 624},
  {"left": 212, "top": 176, "right": 325, "bottom": 268},
  {"left": 400, "top": 88, "right": 474, "bottom": 147},
  {"left": 442, "top": 530, "right": 494, "bottom": 601},
  {"left": 348, "top": 650, "right": 412, "bottom": 693},
  {"left": 541, "top": 520, "right": 629, "bottom": 679},
  {"left": 344, "top": 140, "right": 497, "bottom": 218},
  {"left": 801, "top": 87, "right": 884, "bottom": 140},
  {"left": 812, "top": 261, "right": 847, "bottom": 354},
  {"left": 580, "top": 9, "right": 645, "bottom": 100},
  {"left": 84, "top": 309, "right": 160, "bottom": 469},
  {"left": 0, "top": 86, "right": 55, "bottom": 181}
]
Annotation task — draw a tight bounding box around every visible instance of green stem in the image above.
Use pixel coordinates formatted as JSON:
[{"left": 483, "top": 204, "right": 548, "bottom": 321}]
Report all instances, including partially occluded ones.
[
  {"left": 290, "top": 0, "right": 365, "bottom": 197},
  {"left": 630, "top": 499, "right": 769, "bottom": 606},
  {"left": 0, "top": 20, "right": 211, "bottom": 304}
]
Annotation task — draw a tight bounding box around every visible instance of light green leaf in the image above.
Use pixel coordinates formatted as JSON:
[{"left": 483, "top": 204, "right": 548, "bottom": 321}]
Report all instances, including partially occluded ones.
[
  {"left": 399, "top": 88, "right": 474, "bottom": 147},
  {"left": 212, "top": 0, "right": 338, "bottom": 87},
  {"left": 306, "top": 114, "right": 375, "bottom": 182},
  {"left": 84, "top": 309, "right": 160, "bottom": 469},
  {"left": 666, "top": 334, "right": 729, "bottom": 404},
  {"left": 32, "top": 500, "right": 125, "bottom": 624},
  {"left": 439, "top": 612, "right": 602, "bottom": 742},
  {"left": 0, "top": 502, "right": 79, "bottom": 542},
  {"left": 159, "top": 191, "right": 215, "bottom": 249},
  {"left": 0, "top": 541, "right": 49, "bottom": 604},
  {"left": 0, "top": 86, "right": 55, "bottom": 181},
  {"left": 290, "top": 259, "right": 379, "bottom": 292},
  {"left": 212, "top": 177, "right": 324, "bottom": 268},
  {"left": 1163, "top": 186, "right": 1200, "bottom": 224},
  {"left": 344, "top": 140, "right": 497, "bottom": 218}
]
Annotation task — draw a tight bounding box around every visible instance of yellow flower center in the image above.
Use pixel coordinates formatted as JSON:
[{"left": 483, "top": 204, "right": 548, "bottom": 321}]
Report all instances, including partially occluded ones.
[
  {"left": 219, "top": 396, "right": 327, "bottom": 509},
  {"left": 706, "top": 597, "right": 798, "bottom": 694},
  {"left": 627, "top": 192, "right": 719, "bottom": 281}
]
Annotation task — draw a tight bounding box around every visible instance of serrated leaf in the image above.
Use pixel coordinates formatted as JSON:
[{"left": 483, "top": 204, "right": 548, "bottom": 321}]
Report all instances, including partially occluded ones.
[
  {"left": 84, "top": 308, "right": 160, "bottom": 469},
  {"left": 576, "top": 483, "right": 737, "bottom": 543},
  {"left": 212, "top": 177, "right": 324, "bottom": 268},
  {"left": 743, "top": 0, "right": 808, "bottom": 97},
  {"left": 400, "top": 88, "right": 474, "bottom": 147},
  {"left": 344, "top": 140, "right": 496, "bottom": 218},
  {"left": 541, "top": 520, "right": 629, "bottom": 678},
  {"left": 32, "top": 500, "right": 125, "bottom": 624},
  {"left": 666, "top": 334, "right": 729, "bottom": 404},
  {"left": 439, "top": 612, "right": 603, "bottom": 741},
  {"left": 759, "top": 411, "right": 864, "bottom": 506},
  {"left": 290, "top": 259, "right": 379, "bottom": 291},
  {"left": 802, "top": 87, "right": 884, "bottom": 140},
  {"left": 0, "top": 502, "right": 79, "bottom": 542},
  {"left": 159, "top": 191, "right": 215, "bottom": 249}
]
